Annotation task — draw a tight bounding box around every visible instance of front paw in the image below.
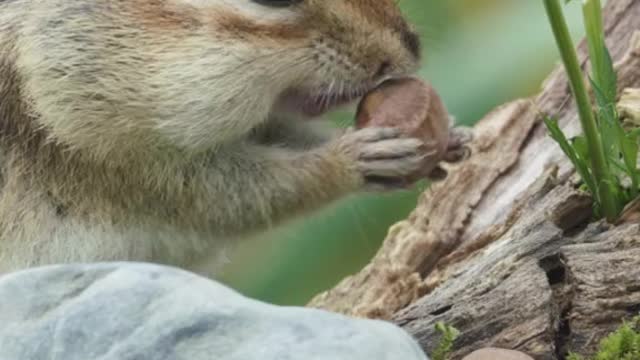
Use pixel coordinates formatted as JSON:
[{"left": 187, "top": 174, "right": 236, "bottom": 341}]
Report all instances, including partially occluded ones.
[{"left": 331, "top": 127, "right": 431, "bottom": 191}]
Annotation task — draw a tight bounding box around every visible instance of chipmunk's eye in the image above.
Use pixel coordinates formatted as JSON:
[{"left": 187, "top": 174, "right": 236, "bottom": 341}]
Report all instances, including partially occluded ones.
[{"left": 252, "top": 0, "right": 302, "bottom": 8}]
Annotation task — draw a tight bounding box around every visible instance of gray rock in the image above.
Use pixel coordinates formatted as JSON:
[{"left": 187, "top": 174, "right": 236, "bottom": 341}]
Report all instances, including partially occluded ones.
[{"left": 0, "top": 263, "right": 428, "bottom": 360}]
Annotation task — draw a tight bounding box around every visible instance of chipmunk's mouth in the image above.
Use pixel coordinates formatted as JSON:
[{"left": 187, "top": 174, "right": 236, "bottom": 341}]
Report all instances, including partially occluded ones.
[{"left": 274, "top": 83, "right": 374, "bottom": 118}]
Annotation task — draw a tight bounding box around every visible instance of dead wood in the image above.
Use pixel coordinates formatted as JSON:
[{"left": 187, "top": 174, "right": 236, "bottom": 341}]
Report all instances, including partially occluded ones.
[{"left": 309, "top": 1, "right": 640, "bottom": 358}]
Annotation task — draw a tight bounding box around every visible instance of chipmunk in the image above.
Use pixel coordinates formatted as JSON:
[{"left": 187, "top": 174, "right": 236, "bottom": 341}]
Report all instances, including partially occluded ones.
[{"left": 0, "top": 0, "right": 445, "bottom": 275}]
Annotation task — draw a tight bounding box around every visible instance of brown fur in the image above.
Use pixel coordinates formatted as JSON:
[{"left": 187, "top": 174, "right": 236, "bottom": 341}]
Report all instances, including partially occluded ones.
[
  {"left": 129, "top": 0, "right": 203, "bottom": 31},
  {"left": 214, "top": 11, "right": 307, "bottom": 41}
]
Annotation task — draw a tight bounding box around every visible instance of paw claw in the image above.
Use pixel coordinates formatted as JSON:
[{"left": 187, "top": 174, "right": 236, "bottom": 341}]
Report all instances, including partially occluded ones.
[
  {"left": 443, "top": 146, "right": 471, "bottom": 163},
  {"left": 448, "top": 126, "right": 474, "bottom": 149}
]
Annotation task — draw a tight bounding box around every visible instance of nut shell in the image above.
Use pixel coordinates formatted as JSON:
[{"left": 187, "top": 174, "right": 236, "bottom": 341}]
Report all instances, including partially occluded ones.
[{"left": 355, "top": 78, "right": 450, "bottom": 177}]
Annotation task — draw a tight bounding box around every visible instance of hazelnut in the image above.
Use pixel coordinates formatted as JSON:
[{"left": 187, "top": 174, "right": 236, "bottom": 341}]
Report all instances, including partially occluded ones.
[{"left": 356, "top": 77, "right": 451, "bottom": 178}]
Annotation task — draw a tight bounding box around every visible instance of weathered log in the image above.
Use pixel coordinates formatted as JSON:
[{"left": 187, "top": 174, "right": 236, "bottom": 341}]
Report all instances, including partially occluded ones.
[{"left": 309, "top": 1, "right": 640, "bottom": 358}]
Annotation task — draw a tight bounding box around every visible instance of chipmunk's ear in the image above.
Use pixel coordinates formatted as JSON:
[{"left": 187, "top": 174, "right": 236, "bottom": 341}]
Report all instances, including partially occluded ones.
[{"left": 252, "top": 0, "right": 303, "bottom": 8}]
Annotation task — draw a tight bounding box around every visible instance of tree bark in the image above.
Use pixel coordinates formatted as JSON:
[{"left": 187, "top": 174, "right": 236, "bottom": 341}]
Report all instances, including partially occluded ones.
[{"left": 308, "top": 1, "right": 640, "bottom": 359}]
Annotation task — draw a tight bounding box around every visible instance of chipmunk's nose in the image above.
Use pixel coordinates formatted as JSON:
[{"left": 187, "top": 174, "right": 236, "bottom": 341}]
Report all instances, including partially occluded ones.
[{"left": 402, "top": 30, "right": 421, "bottom": 60}]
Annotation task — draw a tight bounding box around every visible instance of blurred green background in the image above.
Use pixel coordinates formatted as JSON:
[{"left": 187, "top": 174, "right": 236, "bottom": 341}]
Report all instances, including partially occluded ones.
[{"left": 219, "top": 0, "right": 585, "bottom": 305}]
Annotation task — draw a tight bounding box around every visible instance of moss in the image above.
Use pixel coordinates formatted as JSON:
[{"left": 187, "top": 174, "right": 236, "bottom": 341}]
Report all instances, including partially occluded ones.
[
  {"left": 568, "top": 317, "right": 640, "bottom": 360},
  {"left": 430, "top": 322, "right": 460, "bottom": 360}
]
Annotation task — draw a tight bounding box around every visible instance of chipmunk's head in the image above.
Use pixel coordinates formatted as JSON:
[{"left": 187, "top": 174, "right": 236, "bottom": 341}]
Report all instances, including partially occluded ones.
[
  {"left": 18, "top": 0, "right": 421, "bottom": 156},
  {"left": 161, "top": 0, "right": 422, "bottom": 117},
  {"left": 236, "top": 0, "right": 422, "bottom": 117}
]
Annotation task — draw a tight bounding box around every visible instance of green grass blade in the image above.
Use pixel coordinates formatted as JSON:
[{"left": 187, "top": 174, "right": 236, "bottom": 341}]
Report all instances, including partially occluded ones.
[
  {"left": 544, "top": 117, "right": 599, "bottom": 203},
  {"left": 570, "top": 135, "right": 600, "bottom": 201},
  {"left": 544, "top": 0, "right": 618, "bottom": 220},
  {"left": 591, "top": 77, "right": 639, "bottom": 198},
  {"left": 583, "top": 0, "right": 617, "bottom": 103}
]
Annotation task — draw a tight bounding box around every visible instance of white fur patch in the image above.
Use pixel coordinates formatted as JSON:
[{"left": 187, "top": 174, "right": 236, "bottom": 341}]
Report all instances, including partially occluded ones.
[{"left": 174, "top": 0, "right": 300, "bottom": 23}]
